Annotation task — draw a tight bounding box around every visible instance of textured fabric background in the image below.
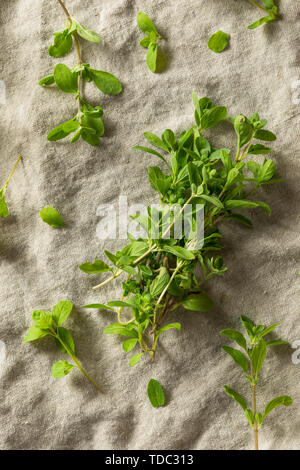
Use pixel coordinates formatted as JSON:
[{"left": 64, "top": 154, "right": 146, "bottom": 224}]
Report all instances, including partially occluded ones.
[{"left": 0, "top": 0, "right": 299, "bottom": 450}]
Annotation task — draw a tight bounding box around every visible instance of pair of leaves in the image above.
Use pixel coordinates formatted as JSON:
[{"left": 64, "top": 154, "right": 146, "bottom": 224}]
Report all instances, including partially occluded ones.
[
  {"left": 137, "top": 12, "right": 162, "bottom": 73},
  {"left": 48, "top": 18, "right": 101, "bottom": 58}
]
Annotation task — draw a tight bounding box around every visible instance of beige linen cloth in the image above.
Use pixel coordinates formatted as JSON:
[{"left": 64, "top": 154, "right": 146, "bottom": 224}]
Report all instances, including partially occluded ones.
[{"left": 0, "top": 0, "right": 299, "bottom": 450}]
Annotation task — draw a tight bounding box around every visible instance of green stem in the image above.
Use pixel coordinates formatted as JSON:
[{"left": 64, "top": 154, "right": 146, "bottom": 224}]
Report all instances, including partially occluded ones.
[
  {"left": 57, "top": 0, "right": 82, "bottom": 114},
  {"left": 247, "top": 0, "right": 269, "bottom": 14},
  {"left": 2, "top": 156, "right": 21, "bottom": 193},
  {"left": 56, "top": 334, "right": 102, "bottom": 393}
]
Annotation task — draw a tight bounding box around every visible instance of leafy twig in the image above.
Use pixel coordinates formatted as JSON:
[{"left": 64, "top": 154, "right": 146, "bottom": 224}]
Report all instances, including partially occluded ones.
[
  {"left": 39, "top": 0, "right": 122, "bottom": 146},
  {"left": 221, "top": 316, "right": 292, "bottom": 450}
]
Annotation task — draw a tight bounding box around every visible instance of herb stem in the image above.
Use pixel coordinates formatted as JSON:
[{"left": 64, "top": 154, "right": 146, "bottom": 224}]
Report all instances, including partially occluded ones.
[
  {"left": 2, "top": 156, "right": 22, "bottom": 192},
  {"left": 57, "top": 0, "right": 82, "bottom": 114},
  {"left": 247, "top": 0, "right": 269, "bottom": 14},
  {"left": 251, "top": 366, "right": 259, "bottom": 450},
  {"left": 56, "top": 334, "right": 102, "bottom": 393}
]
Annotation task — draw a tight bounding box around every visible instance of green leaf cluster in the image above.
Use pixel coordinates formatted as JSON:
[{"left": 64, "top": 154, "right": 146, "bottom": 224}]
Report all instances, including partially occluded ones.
[
  {"left": 80, "top": 93, "right": 280, "bottom": 370},
  {"left": 137, "top": 12, "right": 163, "bottom": 73}
]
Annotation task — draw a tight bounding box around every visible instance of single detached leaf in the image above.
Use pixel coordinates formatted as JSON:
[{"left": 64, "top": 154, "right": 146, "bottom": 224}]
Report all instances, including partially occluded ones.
[
  {"left": 78, "top": 260, "right": 112, "bottom": 274},
  {"left": 122, "top": 338, "right": 138, "bottom": 353},
  {"left": 40, "top": 206, "right": 64, "bottom": 228},
  {"left": 0, "top": 190, "right": 9, "bottom": 218},
  {"left": 52, "top": 300, "right": 73, "bottom": 326},
  {"left": 47, "top": 119, "right": 80, "bottom": 142},
  {"left": 147, "top": 379, "right": 165, "bottom": 407},
  {"left": 220, "top": 329, "right": 247, "bottom": 351},
  {"left": 24, "top": 326, "right": 49, "bottom": 343},
  {"left": 223, "top": 346, "right": 249, "bottom": 373},
  {"left": 71, "top": 18, "right": 101, "bottom": 43},
  {"left": 129, "top": 353, "right": 143, "bottom": 367},
  {"left": 181, "top": 293, "right": 214, "bottom": 312},
  {"left": 146, "top": 43, "right": 158, "bottom": 73},
  {"left": 224, "top": 386, "right": 247, "bottom": 411},
  {"left": 208, "top": 31, "right": 230, "bottom": 53},
  {"left": 251, "top": 339, "right": 267, "bottom": 378},
  {"left": 54, "top": 64, "right": 78, "bottom": 93},
  {"left": 104, "top": 323, "right": 138, "bottom": 338},
  {"left": 91, "top": 70, "right": 122, "bottom": 95},
  {"left": 263, "top": 396, "right": 293, "bottom": 419},
  {"left": 52, "top": 360, "right": 74, "bottom": 378},
  {"left": 137, "top": 12, "right": 158, "bottom": 35}
]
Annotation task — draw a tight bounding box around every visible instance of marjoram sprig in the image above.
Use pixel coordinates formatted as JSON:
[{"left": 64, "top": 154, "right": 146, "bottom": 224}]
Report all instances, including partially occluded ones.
[
  {"left": 39, "top": 0, "right": 122, "bottom": 146},
  {"left": 24, "top": 300, "right": 102, "bottom": 392},
  {"left": 79, "top": 93, "right": 281, "bottom": 373},
  {"left": 221, "top": 316, "right": 292, "bottom": 450}
]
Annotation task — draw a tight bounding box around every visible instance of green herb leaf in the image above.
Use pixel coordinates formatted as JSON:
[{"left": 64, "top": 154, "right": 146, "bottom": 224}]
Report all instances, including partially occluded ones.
[
  {"left": 224, "top": 385, "right": 247, "bottom": 411},
  {"left": 208, "top": 31, "right": 230, "bottom": 53},
  {"left": 47, "top": 119, "right": 80, "bottom": 142},
  {"left": 71, "top": 18, "right": 101, "bottom": 43},
  {"left": 137, "top": 12, "right": 158, "bottom": 35},
  {"left": 129, "top": 353, "right": 143, "bottom": 367},
  {"left": 223, "top": 346, "right": 249, "bottom": 373},
  {"left": 54, "top": 64, "right": 78, "bottom": 93},
  {"left": 220, "top": 329, "right": 247, "bottom": 351},
  {"left": 52, "top": 360, "right": 74, "bottom": 378},
  {"left": 146, "top": 43, "right": 158, "bottom": 73},
  {"left": 81, "top": 303, "right": 115, "bottom": 311},
  {"left": 24, "top": 326, "right": 49, "bottom": 343},
  {"left": 150, "top": 268, "right": 170, "bottom": 297},
  {"left": 52, "top": 300, "right": 73, "bottom": 326},
  {"left": 156, "top": 323, "right": 181, "bottom": 339},
  {"left": 49, "top": 29, "right": 73, "bottom": 57},
  {"left": 251, "top": 339, "right": 267, "bottom": 378},
  {"left": 181, "top": 293, "right": 214, "bottom": 312},
  {"left": 104, "top": 323, "right": 138, "bottom": 338},
  {"left": 147, "top": 378, "right": 165, "bottom": 407},
  {"left": 161, "top": 245, "right": 195, "bottom": 260},
  {"left": 79, "top": 260, "right": 112, "bottom": 274},
  {"left": 0, "top": 190, "right": 9, "bottom": 218},
  {"left": 263, "top": 396, "right": 293, "bottom": 420},
  {"left": 40, "top": 206, "right": 65, "bottom": 227},
  {"left": 91, "top": 70, "right": 122, "bottom": 95},
  {"left": 55, "top": 327, "right": 75, "bottom": 355},
  {"left": 39, "top": 74, "right": 55, "bottom": 86},
  {"left": 122, "top": 338, "right": 138, "bottom": 353}
]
